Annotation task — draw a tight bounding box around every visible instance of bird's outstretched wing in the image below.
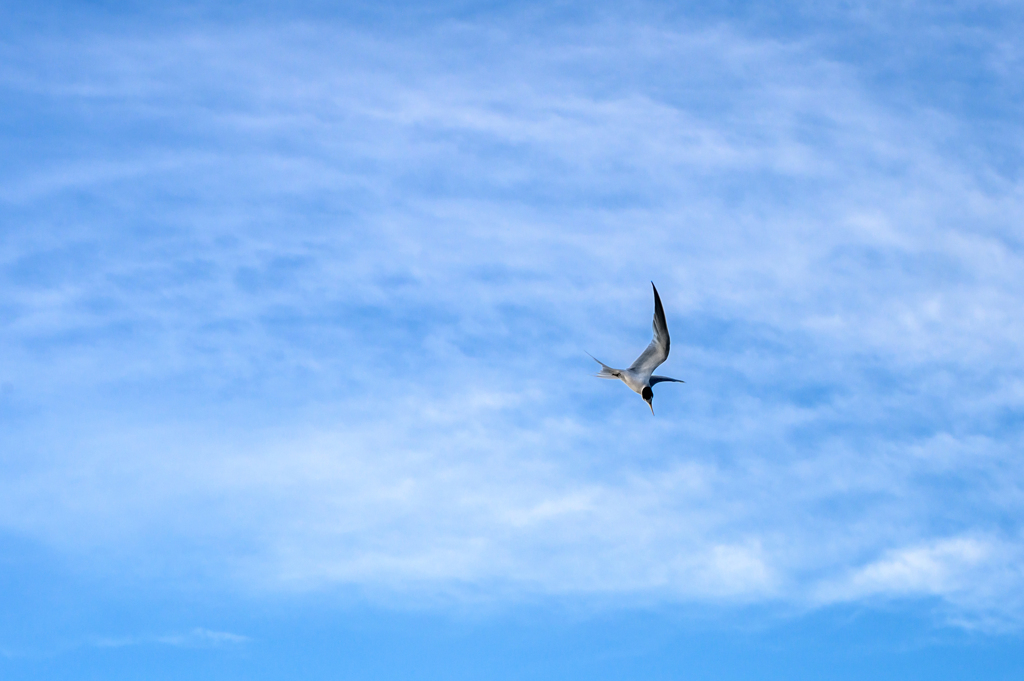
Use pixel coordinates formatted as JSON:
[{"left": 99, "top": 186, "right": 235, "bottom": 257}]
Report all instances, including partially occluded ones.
[
  {"left": 650, "top": 375, "right": 684, "bottom": 385},
  {"left": 627, "top": 282, "right": 670, "bottom": 380}
]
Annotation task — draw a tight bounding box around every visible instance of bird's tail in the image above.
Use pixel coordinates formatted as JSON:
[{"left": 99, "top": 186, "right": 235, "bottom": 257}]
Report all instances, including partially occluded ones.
[{"left": 587, "top": 353, "right": 622, "bottom": 379}]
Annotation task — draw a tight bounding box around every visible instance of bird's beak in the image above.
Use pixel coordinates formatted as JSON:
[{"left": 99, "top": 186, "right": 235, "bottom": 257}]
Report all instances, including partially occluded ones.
[{"left": 647, "top": 400, "right": 654, "bottom": 416}]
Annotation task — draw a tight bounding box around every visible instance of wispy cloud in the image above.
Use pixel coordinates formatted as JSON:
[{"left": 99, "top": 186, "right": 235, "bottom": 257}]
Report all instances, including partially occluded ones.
[
  {"left": 1, "top": 3, "right": 1024, "bottom": 631},
  {"left": 813, "top": 535, "right": 1024, "bottom": 629},
  {"left": 92, "top": 628, "right": 249, "bottom": 649},
  {"left": 0, "top": 627, "right": 247, "bottom": 660}
]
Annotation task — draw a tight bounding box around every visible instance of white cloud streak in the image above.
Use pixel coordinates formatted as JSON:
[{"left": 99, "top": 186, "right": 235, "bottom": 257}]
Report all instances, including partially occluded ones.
[{"left": 92, "top": 628, "right": 249, "bottom": 649}]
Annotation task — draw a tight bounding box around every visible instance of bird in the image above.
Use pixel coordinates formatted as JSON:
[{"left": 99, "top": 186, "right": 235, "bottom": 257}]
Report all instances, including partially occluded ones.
[{"left": 589, "top": 282, "right": 684, "bottom": 414}]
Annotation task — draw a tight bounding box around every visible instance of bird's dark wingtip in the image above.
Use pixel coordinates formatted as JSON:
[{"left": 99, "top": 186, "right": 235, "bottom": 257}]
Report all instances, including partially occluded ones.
[{"left": 651, "top": 281, "right": 664, "bottom": 310}]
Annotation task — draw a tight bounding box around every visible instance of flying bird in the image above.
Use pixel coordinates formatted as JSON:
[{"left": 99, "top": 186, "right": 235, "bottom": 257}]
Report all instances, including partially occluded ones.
[{"left": 589, "top": 282, "right": 684, "bottom": 414}]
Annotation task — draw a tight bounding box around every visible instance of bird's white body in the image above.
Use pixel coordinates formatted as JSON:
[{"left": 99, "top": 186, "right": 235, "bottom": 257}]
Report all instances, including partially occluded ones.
[
  {"left": 614, "top": 367, "right": 654, "bottom": 395},
  {"left": 590, "top": 283, "right": 683, "bottom": 413}
]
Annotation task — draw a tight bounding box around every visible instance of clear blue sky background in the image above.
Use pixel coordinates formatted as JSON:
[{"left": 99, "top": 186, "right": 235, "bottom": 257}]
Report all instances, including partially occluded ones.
[{"left": 3, "top": 1, "right": 1024, "bottom": 678}]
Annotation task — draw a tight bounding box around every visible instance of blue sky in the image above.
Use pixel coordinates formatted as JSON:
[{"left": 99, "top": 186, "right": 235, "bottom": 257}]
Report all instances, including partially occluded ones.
[{"left": 3, "top": 0, "right": 1024, "bottom": 678}]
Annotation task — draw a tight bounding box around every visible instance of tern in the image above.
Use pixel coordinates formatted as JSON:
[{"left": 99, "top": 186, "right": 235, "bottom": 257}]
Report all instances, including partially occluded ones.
[{"left": 590, "top": 282, "right": 684, "bottom": 414}]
